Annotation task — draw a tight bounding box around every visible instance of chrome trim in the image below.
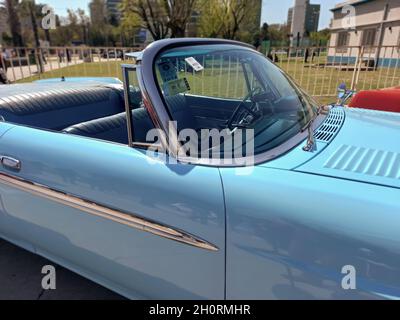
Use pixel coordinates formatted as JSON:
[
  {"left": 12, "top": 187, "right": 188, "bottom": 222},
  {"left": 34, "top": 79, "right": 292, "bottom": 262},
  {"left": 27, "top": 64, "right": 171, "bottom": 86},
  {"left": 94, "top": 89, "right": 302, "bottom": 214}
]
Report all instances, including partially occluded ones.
[
  {"left": 139, "top": 39, "right": 254, "bottom": 160},
  {"left": 122, "top": 64, "right": 136, "bottom": 147},
  {"left": 1, "top": 156, "right": 21, "bottom": 171},
  {"left": 0, "top": 172, "right": 219, "bottom": 252}
]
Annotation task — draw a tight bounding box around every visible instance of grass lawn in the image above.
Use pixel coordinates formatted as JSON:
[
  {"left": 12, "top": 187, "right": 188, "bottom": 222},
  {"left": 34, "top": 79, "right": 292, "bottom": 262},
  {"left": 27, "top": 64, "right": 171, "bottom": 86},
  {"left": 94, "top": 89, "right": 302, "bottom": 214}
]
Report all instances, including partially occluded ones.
[
  {"left": 16, "top": 61, "right": 125, "bottom": 83},
  {"left": 16, "top": 57, "right": 400, "bottom": 107}
]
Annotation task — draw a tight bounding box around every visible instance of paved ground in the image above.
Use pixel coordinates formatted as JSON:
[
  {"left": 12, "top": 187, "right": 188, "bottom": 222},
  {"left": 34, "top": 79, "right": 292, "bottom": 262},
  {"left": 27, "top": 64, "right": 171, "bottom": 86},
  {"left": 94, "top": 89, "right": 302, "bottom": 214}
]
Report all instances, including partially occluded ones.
[{"left": 0, "top": 239, "right": 124, "bottom": 300}]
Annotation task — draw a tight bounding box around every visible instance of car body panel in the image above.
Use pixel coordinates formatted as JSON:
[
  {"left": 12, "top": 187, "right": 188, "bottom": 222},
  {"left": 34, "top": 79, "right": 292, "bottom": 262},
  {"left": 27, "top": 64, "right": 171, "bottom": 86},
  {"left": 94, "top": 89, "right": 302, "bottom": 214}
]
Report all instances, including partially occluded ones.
[
  {"left": 33, "top": 77, "right": 122, "bottom": 85},
  {"left": 222, "top": 165, "right": 400, "bottom": 300},
  {"left": 222, "top": 106, "right": 400, "bottom": 299},
  {"left": 0, "top": 38, "right": 399, "bottom": 300},
  {"left": 258, "top": 140, "right": 329, "bottom": 170},
  {"left": 297, "top": 108, "right": 400, "bottom": 189},
  {"left": 0, "top": 125, "right": 225, "bottom": 299}
]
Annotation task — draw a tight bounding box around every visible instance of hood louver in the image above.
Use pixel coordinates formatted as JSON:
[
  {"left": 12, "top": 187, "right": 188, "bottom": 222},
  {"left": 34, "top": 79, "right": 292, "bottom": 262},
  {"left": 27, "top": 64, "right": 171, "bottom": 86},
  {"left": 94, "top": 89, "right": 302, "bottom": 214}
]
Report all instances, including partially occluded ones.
[
  {"left": 324, "top": 145, "right": 400, "bottom": 179},
  {"left": 315, "top": 107, "right": 345, "bottom": 143}
]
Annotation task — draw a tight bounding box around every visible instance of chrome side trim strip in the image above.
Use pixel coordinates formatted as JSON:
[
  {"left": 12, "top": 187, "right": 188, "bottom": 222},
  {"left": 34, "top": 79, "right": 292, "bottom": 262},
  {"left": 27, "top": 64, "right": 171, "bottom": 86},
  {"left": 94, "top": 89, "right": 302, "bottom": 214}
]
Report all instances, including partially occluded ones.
[{"left": 0, "top": 172, "right": 219, "bottom": 252}]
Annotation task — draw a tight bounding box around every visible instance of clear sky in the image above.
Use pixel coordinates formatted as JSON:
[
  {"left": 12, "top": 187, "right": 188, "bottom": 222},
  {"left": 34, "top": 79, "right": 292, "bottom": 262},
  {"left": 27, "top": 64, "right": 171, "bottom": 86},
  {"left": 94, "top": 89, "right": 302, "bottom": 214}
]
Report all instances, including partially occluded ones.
[
  {"left": 261, "top": 0, "right": 341, "bottom": 30},
  {"left": 40, "top": 0, "right": 90, "bottom": 15},
  {"left": 42, "top": 0, "right": 341, "bottom": 30}
]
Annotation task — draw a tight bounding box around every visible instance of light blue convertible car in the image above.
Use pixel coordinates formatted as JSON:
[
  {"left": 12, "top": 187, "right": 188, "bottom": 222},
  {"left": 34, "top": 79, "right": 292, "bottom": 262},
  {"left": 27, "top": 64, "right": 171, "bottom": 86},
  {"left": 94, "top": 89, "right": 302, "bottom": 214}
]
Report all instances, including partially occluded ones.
[{"left": 0, "top": 38, "right": 399, "bottom": 300}]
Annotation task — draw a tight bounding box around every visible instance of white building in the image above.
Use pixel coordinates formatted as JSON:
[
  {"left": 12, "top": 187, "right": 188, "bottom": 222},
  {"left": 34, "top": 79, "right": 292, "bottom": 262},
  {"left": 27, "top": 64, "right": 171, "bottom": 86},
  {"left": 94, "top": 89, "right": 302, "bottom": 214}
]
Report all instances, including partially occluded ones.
[{"left": 328, "top": 0, "right": 400, "bottom": 67}]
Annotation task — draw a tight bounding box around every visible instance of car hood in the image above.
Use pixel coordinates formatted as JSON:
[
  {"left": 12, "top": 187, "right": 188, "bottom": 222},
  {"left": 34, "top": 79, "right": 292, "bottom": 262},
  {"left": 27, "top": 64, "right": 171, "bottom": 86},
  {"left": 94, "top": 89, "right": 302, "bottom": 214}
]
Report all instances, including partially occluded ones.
[{"left": 295, "top": 107, "right": 400, "bottom": 189}]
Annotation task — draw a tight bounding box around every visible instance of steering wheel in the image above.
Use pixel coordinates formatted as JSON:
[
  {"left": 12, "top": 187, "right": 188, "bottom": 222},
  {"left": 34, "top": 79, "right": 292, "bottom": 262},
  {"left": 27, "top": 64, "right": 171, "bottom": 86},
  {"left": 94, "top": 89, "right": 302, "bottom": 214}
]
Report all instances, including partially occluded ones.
[{"left": 227, "top": 87, "right": 264, "bottom": 131}]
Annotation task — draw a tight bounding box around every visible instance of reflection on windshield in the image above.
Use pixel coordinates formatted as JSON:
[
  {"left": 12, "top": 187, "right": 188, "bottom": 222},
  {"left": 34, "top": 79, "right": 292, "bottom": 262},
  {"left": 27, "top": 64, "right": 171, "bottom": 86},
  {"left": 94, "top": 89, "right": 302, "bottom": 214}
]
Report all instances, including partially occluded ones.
[{"left": 154, "top": 44, "right": 318, "bottom": 157}]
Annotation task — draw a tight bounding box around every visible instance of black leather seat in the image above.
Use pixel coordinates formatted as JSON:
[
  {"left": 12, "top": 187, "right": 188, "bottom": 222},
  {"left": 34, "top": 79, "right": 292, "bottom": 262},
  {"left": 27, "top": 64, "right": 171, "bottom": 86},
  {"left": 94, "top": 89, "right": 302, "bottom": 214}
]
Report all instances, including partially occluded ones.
[
  {"left": 63, "top": 93, "right": 195, "bottom": 144},
  {"left": 63, "top": 108, "right": 154, "bottom": 144},
  {"left": 165, "top": 94, "right": 197, "bottom": 131},
  {"left": 0, "top": 86, "right": 125, "bottom": 130}
]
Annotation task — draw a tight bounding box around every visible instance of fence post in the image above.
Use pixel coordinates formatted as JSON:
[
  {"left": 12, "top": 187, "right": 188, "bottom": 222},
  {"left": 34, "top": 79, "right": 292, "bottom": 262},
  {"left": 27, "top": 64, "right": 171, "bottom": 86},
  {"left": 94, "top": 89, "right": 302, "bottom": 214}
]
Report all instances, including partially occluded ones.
[{"left": 351, "top": 46, "right": 363, "bottom": 91}]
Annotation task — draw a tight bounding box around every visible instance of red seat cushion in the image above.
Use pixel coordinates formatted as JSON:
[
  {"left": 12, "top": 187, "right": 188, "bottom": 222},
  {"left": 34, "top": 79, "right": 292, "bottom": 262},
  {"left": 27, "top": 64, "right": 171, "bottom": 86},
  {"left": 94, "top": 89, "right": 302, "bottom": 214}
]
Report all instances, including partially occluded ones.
[{"left": 349, "top": 88, "right": 400, "bottom": 113}]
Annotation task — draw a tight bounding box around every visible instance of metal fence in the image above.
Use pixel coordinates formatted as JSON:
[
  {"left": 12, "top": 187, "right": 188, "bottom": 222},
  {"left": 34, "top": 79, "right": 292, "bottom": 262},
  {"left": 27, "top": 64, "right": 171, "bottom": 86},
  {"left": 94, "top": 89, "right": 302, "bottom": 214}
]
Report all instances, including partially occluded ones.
[
  {"left": 269, "top": 45, "right": 400, "bottom": 102},
  {"left": 0, "top": 46, "right": 142, "bottom": 83},
  {"left": 1, "top": 45, "right": 399, "bottom": 104}
]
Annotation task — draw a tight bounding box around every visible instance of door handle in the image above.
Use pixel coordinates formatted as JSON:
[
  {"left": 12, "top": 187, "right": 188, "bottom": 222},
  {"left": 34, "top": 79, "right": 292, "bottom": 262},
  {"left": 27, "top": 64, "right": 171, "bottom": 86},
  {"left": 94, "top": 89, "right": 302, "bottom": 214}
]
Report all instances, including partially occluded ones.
[{"left": 1, "top": 156, "right": 21, "bottom": 171}]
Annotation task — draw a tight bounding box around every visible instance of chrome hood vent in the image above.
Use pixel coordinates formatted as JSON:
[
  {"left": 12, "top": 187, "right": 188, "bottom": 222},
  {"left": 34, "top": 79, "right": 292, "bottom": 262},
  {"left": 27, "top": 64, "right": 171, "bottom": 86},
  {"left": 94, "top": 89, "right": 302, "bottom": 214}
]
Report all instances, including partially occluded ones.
[{"left": 315, "top": 107, "right": 345, "bottom": 143}]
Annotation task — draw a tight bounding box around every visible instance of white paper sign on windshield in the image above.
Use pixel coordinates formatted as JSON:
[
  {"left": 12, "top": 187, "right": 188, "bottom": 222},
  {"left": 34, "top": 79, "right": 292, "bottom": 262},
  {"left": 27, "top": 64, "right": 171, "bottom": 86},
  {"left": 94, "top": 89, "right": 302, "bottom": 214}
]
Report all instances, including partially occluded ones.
[{"left": 185, "top": 57, "right": 204, "bottom": 72}]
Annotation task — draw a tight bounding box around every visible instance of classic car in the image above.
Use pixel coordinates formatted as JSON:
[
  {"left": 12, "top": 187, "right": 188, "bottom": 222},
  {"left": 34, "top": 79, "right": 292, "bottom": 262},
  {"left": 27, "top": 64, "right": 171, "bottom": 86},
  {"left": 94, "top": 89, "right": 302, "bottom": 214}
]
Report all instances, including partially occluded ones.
[{"left": 0, "top": 38, "right": 399, "bottom": 300}]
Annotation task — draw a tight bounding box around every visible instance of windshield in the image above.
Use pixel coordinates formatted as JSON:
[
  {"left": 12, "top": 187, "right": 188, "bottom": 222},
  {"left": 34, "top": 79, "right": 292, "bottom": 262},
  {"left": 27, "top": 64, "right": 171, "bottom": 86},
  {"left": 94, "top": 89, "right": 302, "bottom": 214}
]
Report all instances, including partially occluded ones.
[{"left": 154, "top": 44, "right": 318, "bottom": 158}]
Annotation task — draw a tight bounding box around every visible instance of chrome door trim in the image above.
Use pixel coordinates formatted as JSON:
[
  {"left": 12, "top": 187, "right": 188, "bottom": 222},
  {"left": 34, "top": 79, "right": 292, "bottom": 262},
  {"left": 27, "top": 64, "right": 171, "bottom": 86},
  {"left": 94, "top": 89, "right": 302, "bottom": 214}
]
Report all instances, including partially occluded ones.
[
  {"left": 1, "top": 156, "right": 21, "bottom": 171},
  {"left": 0, "top": 172, "right": 219, "bottom": 252}
]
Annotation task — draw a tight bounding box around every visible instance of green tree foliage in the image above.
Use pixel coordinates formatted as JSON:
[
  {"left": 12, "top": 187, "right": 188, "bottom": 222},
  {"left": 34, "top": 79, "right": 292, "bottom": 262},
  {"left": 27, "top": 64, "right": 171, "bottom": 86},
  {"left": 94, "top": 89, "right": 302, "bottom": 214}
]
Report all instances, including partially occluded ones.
[
  {"left": 309, "top": 29, "right": 331, "bottom": 46},
  {"left": 1, "top": 0, "right": 265, "bottom": 47},
  {"left": 90, "top": 0, "right": 107, "bottom": 27},
  {"left": 121, "top": 0, "right": 169, "bottom": 40},
  {"left": 120, "top": 0, "right": 197, "bottom": 40},
  {"left": 19, "top": 0, "right": 41, "bottom": 47},
  {"left": 2, "top": 0, "right": 24, "bottom": 46},
  {"left": 254, "top": 22, "right": 291, "bottom": 47},
  {"left": 199, "top": 0, "right": 261, "bottom": 42},
  {"left": 119, "top": 0, "right": 141, "bottom": 45},
  {"left": 163, "top": 0, "right": 197, "bottom": 38},
  {"left": 49, "top": 9, "right": 90, "bottom": 46}
]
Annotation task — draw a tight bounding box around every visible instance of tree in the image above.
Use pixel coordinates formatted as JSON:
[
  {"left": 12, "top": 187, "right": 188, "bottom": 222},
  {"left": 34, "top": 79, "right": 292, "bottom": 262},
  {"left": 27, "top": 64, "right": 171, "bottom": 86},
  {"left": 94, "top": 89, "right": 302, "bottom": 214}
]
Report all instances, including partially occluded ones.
[
  {"left": 198, "top": 0, "right": 223, "bottom": 38},
  {"left": 90, "top": 0, "right": 107, "bottom": 27},
  {"left": 2, "top": 0, "right": 24, "bottom": 47},
  {"left": 77, "top": 8, "right": 89, "bottom": 44},
  {"left": 310, "top": 28, "right": 331, "bottom": 46},
  {"left": 199, "top": 0, "right": 259, "bottom": 41},
  {"left": 119, "top": 0, "right": 141, "bottom": 45},
  {"left": 20, "top": 0, "right": 40, "bottom": 47},
  {"left": 121, "top": 0, "right": 169, "bottom": 40},
  {"left": 163, "top": 0, "right": 197, "bottom": 38}
]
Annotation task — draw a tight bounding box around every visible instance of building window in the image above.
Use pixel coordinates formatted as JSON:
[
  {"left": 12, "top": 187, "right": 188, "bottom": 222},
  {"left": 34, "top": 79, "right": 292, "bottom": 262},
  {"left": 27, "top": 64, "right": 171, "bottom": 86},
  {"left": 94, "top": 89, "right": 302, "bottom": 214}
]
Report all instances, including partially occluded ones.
[
  {"left": 362, "top": 28, "right": 377, "bottom": 46},
  {"left": 337, "top": 32, "right": 349, "bottom": 47}
]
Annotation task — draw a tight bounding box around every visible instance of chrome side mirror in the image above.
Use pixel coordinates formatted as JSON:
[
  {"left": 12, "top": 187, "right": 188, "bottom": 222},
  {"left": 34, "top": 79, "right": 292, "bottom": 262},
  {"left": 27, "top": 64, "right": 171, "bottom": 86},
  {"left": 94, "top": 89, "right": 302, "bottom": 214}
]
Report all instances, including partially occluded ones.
[
  {"left": 337, "top": 83, "right": 347, "bottom": 99},
  {"left": 337, "top": 83, "right": 356, "bottom": 106}
]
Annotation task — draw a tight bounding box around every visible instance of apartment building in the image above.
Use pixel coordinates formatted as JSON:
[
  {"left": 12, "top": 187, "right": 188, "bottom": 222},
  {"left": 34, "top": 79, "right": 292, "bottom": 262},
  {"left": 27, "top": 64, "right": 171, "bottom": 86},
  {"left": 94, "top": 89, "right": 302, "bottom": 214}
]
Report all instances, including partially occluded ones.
[{"left": 288, "top": 0, "right": 321, "bottom": 46}]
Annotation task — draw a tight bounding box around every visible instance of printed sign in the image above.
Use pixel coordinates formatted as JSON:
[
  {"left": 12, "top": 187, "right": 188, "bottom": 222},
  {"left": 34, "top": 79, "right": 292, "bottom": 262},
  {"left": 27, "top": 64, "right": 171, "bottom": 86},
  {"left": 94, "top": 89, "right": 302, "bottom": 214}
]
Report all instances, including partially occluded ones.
[
  {"left": 158, "top": 61, "right": 178, "bottom": 82},
  {"left": 164, "top": 78, "right": 190, "bottom": 96},
  {"left": 185, "top": 57, "right": 204, "bottom": 72}
]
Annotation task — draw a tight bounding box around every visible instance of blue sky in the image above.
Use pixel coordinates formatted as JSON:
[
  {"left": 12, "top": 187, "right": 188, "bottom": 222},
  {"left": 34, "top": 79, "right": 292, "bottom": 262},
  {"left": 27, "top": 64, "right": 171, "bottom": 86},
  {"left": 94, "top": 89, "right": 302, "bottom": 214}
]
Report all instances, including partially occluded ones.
[
  {"left": 43, "top": 0, "right": 340, "bottom": 30},
  {"left": 261, "top": 0, "right": 339, "bottom": 30}
]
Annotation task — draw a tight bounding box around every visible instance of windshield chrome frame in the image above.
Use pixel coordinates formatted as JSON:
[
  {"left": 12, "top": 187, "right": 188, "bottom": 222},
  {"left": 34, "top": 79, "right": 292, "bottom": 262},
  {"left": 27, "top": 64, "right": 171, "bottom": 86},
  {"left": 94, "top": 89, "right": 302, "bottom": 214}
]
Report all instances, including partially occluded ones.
[
  {"left": 136, "top": 38, "right": 327, "bottom": 167},
  {"left": 122, "top": 63, "right": 165, "bottom": 151}
]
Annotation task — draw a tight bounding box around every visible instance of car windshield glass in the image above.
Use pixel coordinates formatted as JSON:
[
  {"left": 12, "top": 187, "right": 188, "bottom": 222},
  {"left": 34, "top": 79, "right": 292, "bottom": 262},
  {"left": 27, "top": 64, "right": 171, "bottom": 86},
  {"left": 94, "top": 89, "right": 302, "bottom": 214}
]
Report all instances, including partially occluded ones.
[{"left": 154, "top": 44, "right": 318, "bottom": 157}]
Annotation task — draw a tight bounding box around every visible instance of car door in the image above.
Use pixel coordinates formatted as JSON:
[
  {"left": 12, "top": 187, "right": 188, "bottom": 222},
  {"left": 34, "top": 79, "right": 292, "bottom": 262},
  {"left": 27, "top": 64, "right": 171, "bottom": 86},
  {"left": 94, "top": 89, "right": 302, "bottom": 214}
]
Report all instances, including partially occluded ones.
[{"left": 0, "top": 124, "right": 225, "bottom": 299}]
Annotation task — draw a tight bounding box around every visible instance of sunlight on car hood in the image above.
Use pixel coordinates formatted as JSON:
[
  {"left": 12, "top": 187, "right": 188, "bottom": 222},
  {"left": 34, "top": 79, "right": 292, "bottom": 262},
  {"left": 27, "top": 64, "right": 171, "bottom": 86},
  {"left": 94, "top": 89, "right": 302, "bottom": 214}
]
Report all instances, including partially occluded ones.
[{"left": 295, "top": 108, "right": 400, "bottom": 189}]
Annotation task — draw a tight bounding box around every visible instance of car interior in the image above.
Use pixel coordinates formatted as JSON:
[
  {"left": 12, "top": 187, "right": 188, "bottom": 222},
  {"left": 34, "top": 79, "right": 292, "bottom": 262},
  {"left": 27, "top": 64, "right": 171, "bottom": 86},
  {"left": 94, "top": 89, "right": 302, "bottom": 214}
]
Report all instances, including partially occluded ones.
[
  {"left": 0, "top": 84, "right": 155, "bottom": 145},
  {"left": 0, "top": 82, "right": 255, "bottom": 146}
]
